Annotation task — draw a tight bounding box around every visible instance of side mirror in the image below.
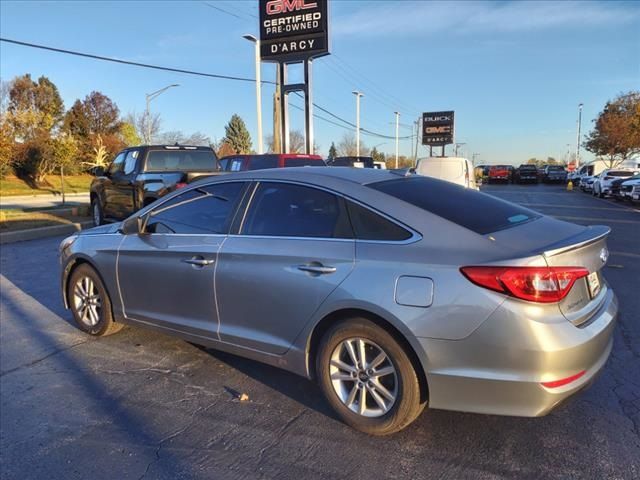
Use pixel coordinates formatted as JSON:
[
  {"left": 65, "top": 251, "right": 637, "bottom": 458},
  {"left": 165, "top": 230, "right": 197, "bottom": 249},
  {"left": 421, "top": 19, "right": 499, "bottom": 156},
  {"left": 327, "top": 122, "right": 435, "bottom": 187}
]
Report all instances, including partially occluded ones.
[
  {"left": 93, "top": 166, "right": 105, "bottom": 177},
  {"left": 119, "top": 215, "right": 143, "bottom": 235}
]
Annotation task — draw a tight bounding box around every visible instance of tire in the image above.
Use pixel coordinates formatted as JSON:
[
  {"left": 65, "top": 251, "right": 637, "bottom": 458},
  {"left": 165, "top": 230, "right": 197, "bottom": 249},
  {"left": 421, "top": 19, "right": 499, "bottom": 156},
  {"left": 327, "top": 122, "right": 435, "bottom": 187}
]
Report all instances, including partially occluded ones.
[
  {"left": 68, "top": 264, "right": 123, "bottom": 336},
  {"left": 91, "top": 197, "right": 103, "bottom": 226},
  {"left": 316, "top": 318, "right": 426, "bottom": 435}
]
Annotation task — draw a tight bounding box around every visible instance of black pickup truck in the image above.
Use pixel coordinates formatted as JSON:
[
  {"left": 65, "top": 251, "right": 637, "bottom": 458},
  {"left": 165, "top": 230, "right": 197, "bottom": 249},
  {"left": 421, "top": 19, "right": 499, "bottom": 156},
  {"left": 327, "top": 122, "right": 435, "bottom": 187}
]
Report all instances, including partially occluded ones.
[{"left": 90, "top": 145, "right": 221, "bottom": 225}]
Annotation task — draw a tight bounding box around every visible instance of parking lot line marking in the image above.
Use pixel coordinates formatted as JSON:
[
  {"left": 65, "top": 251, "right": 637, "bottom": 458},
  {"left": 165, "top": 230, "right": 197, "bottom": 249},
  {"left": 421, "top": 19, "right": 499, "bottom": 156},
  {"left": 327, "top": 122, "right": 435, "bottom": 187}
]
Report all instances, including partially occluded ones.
[
  {"left": 520, "top": 203, "right": 638, "bottom": 212},
  {"left": 610, "top": 251, "right": 640, "bottom": 259},
  {"left": 552, "top": 215, "right": 640, "bottom": 224}
]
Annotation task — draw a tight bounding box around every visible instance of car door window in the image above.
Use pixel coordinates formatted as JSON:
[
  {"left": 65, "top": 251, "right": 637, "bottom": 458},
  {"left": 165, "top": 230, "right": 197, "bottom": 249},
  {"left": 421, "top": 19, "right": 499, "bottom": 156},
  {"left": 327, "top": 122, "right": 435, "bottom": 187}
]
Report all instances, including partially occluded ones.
[
  {"left": 219, "top": 158, "right": 230, "bottom": 171},
  {"left": 145, "top": 182, "right": 246, "bottom": 234},
  {"left": 123, "top": 150, "right": 139, "bottom": 175},
  {"left": 346, "top": 201, "right": 412, "bottom": 241},
  {"left": 242, "top": 182, "right": 351, "bottom": 238},
  {"left": 108, "top": 152, "right": 126, "bottom": 175},
  {"left": 230, "top": 158, "right": 243, "bottom": 171}
]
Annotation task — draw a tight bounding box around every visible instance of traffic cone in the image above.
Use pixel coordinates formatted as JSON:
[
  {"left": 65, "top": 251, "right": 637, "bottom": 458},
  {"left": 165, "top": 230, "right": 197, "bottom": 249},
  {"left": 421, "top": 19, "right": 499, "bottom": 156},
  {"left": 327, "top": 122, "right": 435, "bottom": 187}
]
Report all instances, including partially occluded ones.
[{"left": 567, "top": 181, "right": 573, "bottom": 191}]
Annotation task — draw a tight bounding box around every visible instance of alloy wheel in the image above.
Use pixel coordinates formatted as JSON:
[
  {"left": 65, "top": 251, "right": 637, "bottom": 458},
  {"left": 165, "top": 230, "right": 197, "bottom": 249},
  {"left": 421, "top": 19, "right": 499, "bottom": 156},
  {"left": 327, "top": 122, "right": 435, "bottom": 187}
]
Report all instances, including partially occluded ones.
[
  {"left": 73, "top": 275, "right": 102, "bottom": 326},
  {"left": 329, "top": 338, "right": 398, "bottom": 418}
]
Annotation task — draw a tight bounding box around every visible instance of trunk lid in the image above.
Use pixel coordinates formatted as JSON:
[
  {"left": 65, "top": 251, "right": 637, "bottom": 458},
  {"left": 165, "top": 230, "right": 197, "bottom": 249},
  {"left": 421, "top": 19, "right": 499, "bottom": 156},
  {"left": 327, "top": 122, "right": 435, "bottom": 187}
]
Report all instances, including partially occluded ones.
[
  {"left": 488, "top": 218, "right": 610, "bottom": 326},
  {"left": 540, "top": 225, "right": 610, "bottom": 326}
]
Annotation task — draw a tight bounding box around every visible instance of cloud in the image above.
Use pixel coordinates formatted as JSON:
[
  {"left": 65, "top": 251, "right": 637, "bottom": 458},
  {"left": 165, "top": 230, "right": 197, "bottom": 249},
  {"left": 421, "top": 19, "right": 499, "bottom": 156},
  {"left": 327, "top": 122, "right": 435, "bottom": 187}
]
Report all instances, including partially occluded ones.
[{"left": 334, "top": 1, "right": 640, "bottom": 37}]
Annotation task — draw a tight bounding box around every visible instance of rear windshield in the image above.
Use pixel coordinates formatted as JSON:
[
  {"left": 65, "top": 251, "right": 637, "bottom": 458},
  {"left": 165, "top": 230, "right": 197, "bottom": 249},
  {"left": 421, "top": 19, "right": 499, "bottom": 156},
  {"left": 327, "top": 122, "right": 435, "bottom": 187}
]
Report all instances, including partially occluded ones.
[
  {"left": 547, "top": 166, "right": 565, "bottom": 171},
  {"left": 145, "top": 149, "right": 217, "bottom": 172},
  {"left": 284, "top": 157, "right": 326, "bottom": 167},
  {"left": 519, "top": 165, "right": 537, "bottom": 170},
  {"left": 248, "top": 155, "right": 278, "bottom": 170},
  {"left": 608, "top": 170, "right": 634, "bottom": 177},
  {"left": 369, "top": 176, "right": 541, "bottom": 234}
]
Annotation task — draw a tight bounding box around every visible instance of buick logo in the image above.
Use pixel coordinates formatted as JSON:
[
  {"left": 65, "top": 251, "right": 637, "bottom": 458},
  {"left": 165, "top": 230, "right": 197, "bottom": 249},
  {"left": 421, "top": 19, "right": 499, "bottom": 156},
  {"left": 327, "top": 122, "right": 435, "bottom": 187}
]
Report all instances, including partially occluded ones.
[{"left": 599, "top": 247, "right": 609, "bottom": 264}]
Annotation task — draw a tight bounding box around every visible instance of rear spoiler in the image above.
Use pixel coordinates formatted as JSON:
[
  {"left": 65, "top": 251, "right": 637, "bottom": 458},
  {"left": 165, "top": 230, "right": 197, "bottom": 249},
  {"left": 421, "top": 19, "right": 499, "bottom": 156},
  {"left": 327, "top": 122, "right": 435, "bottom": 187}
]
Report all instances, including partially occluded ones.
[{"left": 537, "top": 225, "right": 610, "bottom": 257}]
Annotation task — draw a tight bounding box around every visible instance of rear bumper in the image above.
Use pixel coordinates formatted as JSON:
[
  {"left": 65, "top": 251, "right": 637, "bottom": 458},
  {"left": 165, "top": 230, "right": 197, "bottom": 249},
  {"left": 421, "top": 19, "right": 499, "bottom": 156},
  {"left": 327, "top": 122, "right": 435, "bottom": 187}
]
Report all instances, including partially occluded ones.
[{"left": 419, "top": 288, "right": 617, "bottom": 417}]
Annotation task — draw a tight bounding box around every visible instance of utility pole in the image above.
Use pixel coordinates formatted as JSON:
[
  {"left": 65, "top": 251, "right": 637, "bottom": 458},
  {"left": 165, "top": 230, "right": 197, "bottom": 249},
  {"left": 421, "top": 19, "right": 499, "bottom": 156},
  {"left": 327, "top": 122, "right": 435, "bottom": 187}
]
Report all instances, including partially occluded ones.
[
  {"left": 576, "top": 103, "right": 583, "bottom": 168},
  {"left": 414, "top": 118, "right": 420, "bottom": 166},
  {"left": 353, "top": 91, "right": 363, "bottom": 157},
  {"left": 145, "top": 84, "right": 179, "bottom": 144},
  {"left": 472, "top": 153, "right": 480, "bottom": 166},
  {"left": 394, "top": 111, "right": 400, "bottom": 168},
  {"left": 243, "top": 34, "right": 263, "bottom": 154},
  {"left": 273, "top": 64, "right": 282, "bottom": 153}
]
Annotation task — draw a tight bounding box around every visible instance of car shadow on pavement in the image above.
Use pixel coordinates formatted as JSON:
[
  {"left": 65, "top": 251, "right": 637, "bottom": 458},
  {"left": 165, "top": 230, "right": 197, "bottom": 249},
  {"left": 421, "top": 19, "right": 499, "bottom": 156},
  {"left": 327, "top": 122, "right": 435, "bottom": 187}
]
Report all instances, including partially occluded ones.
[
  {"left": 0, "top": 288, "right": 193, "bottom": 479},
  {"left": 199, "top": 346, "right": 341, "bottom": 422}
]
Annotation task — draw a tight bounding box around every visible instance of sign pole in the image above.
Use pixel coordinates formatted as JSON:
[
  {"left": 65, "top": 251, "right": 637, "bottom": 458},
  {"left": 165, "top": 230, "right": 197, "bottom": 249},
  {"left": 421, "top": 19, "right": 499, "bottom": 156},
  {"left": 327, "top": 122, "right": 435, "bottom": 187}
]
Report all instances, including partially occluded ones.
[
  {"left": 278, "top": 62, "right": 289, "bottom": 153},
  {"left": 304, "top": 59, "right": 314, "bottom": 154}
]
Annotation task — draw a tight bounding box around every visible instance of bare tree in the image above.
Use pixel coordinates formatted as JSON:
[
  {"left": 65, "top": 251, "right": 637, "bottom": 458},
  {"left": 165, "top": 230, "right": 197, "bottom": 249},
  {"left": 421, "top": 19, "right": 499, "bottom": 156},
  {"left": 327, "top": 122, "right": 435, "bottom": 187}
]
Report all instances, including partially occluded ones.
[
  {"left": 156, "top": 130, "right": 211, "bottom": 146},
  {"left": 0, "top": 78, "right": 13, "bottom": 116},
  {"left": 337, "top": 132, "right": 369, "bottom": 157},
  {"left": 126, "top": 111, "right": 161, "bottom": 144}
]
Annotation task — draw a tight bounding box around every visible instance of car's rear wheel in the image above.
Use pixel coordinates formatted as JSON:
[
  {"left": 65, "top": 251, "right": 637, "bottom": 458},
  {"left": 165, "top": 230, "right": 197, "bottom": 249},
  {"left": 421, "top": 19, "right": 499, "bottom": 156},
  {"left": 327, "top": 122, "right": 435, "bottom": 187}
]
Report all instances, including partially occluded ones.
[
  {"left": 317, "top": 318, "right": 426, "bottom": 435},
  {"left": 68, "top": 264, "right": 123, "bottom": 336},
  {"left": 91, "top": 198, "right": 103, "bottom": 226}
]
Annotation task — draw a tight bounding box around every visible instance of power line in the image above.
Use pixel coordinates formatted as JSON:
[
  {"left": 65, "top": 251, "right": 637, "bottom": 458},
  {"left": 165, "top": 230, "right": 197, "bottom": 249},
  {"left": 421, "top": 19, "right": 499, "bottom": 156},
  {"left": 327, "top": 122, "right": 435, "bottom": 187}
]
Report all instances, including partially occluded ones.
[
  {"left": 1, "top": 37, "right": 411, "bottom": 141},
  {"left": 0, "top": 37, "right": 272, "bottom": 85},
  {"left": 202, "top": 1, "right": 256, "bottom": 20}
]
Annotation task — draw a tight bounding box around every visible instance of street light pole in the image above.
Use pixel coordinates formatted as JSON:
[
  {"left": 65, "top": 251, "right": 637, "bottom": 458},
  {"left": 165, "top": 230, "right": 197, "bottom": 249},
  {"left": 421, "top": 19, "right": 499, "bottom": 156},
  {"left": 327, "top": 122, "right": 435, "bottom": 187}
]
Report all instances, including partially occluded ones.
[
  {"left": 145, "top": 84, "right": 179, "bottom": 144},
  {"left": 454, "top": 142, "right": 466, "bottom": 157},
  {"left": 576, "top": 103, "right": 583, "bottom": 168},
  {"left": 243, "top": 34, "right": 263, "bottom": 154},
  {"left": 394, "top": 111, "right": 400, "bottom": 168},
  {"left": 352, "top": 91, "right": 363, "bottom": 157}
]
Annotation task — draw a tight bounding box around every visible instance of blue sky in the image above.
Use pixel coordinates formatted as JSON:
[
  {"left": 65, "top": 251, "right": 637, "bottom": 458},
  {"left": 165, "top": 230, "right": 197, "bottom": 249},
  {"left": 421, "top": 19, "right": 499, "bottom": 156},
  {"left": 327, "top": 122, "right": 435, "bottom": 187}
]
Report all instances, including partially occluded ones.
[{"left": 1, "top": 0, "right": 638, "bottom": 164}]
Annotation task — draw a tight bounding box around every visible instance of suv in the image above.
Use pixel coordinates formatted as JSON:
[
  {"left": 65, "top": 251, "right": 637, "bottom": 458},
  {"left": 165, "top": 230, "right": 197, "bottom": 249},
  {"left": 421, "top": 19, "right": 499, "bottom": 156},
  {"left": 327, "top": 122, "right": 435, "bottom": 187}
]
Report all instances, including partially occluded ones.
[
  {"left": 513, "top": 164, "right": 538, "bottom": 184},
  {"left": 90, "top": 145, "right": 220, "bottom": 225},
  {"left": 219, "top": 153, "right": 325, "bottom": 171},
  {"left": 542, "top": 165, "right": 567, "bottom": 183}
]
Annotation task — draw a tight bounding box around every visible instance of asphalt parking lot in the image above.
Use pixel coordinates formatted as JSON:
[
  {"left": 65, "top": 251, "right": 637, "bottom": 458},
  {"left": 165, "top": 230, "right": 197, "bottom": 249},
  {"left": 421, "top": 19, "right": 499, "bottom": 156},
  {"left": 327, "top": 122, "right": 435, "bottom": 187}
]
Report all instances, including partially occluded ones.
[{"left": 1, "top": 184, "right": 639, "bottom": 480}]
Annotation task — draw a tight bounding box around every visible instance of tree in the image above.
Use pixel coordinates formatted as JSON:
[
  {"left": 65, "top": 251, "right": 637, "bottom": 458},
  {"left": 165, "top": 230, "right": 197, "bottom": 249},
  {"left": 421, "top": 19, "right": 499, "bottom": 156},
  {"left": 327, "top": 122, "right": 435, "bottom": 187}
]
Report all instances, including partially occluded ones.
[
  {"left": 0, "top": 119, "right": 14, "bottom": 178},
  {"left": 119, "top": 121, "right": 141, "bottom": 147},
  {"left": 328, "top": 142, "right": 337, "bottom": 160},
  {"left": 371, "top": 146, "right": 385, "bottom": 164},
  {"left": 156, "top": 130, "right": 211, "bottom": 146},
  {"left": 7, "top": 74, "right": 64, "bottom": 140},
  {"left": 222, "top": 114, "right": 252, "bottom": 154},
  {"left": 337, "top": 133, "right": 368, "bottom": 157},
  {"left": 126, "top": 111, "right": 161, "bottom": 144},
  {"left": 585, "top": 91, "right": 640, "bottom": 168}
]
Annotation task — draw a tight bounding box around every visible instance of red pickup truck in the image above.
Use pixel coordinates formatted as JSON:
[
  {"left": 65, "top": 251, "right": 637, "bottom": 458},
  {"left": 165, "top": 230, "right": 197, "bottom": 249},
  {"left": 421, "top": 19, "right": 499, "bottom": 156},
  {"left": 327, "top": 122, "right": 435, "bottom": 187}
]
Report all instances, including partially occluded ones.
[
  {"left": 488, "top": 165, "right": 511, "bottom": 184},
  {"left": 219, "top": 153, "right": 326, "bottom": 171}
]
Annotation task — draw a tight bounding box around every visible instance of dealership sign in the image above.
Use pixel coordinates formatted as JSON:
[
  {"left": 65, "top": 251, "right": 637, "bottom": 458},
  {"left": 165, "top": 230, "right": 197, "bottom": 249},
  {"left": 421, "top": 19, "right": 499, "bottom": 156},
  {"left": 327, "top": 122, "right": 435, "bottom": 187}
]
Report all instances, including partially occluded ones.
[
  {"left": 422, "top": 111, "right": 455, "bottom": 146},
  {"left": 260, "top": 0, "right": 329, "bottom": 62}
]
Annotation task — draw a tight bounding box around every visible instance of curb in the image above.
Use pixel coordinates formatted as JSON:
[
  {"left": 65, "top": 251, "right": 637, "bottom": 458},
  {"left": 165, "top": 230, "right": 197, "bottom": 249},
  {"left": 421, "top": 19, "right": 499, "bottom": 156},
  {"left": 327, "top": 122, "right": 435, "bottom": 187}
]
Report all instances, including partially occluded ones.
[{"left": 0, "top": 220, "right": 94, "bottom": 245}]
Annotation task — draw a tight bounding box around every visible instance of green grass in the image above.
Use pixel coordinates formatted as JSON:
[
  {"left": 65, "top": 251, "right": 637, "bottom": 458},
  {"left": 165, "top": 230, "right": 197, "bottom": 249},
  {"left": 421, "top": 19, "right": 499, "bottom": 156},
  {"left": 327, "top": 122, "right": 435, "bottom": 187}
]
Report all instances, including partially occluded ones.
[{"left": 0, "top": 175, "right": 93, "bottom": 197}]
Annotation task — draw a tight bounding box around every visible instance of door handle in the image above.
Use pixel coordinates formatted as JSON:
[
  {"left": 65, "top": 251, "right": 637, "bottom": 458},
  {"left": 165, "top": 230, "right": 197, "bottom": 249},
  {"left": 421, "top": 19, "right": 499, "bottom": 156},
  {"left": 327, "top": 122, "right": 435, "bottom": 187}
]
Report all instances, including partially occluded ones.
[
  {"left": 182, "top": 257, "right": 215, "bottom": 267},
  {"left": 297, "top": 264, "right": 337, "bottom": 275}
]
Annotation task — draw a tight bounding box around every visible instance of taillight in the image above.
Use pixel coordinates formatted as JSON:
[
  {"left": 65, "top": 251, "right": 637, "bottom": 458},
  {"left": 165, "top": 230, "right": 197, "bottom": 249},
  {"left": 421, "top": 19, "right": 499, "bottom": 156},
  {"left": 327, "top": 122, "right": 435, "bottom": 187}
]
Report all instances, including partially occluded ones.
[
  {"left": 175, "top": 182, "right": 188, "bottom": 189},
  {"left": 460, "top": 266, "right": 589, "bottom": 303}
]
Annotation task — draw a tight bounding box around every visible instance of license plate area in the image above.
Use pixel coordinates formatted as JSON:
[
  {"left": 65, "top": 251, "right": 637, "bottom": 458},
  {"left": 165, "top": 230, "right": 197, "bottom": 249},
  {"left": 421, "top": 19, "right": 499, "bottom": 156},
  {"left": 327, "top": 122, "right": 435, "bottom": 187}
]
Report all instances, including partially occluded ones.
[{"left": 587, "top": 271, "right": 601, "bottom": 298}]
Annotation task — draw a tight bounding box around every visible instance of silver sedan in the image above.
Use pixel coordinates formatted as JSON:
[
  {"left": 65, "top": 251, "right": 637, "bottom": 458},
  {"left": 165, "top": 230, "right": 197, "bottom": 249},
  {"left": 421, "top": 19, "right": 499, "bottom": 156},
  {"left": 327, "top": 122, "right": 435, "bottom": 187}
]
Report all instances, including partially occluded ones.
[{"left": 59, "top": 167, "right": 617, "bottom": 435}]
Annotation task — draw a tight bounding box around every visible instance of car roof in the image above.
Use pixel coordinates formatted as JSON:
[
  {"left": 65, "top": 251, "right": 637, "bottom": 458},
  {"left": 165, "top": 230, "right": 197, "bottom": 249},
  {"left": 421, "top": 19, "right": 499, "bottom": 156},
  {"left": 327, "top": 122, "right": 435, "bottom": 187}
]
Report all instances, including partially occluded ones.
[{"left": 192, "top": 166, "right": 405, "bottom": 187}]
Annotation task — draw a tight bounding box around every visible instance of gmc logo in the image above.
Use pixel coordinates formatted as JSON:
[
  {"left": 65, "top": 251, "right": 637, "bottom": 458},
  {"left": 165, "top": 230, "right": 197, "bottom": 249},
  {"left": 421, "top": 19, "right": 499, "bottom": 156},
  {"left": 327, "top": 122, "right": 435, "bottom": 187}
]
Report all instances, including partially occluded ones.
[{"left": 266, "top": 0, "right": 318, "bottom": 15}]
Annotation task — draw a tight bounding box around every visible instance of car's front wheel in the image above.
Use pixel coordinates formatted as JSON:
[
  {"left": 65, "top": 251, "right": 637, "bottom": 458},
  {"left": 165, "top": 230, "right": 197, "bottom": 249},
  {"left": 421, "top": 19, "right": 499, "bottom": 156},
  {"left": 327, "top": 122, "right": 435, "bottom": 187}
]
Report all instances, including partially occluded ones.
[
  {"left": 68, "top": 264, "right": 123, "bottom": 336},
  {"left": 317, "top": 318, "right": 426, "bottom": 435}
]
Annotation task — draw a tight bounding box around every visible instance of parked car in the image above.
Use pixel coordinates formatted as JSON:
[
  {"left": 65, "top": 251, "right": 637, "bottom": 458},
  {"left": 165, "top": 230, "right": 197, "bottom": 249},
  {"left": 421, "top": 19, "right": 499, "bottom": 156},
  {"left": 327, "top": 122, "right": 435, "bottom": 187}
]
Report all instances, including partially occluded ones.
[
  {"left": 373, "top": 161, "right": 387, "bottom": 170},
  {"left": 513, "top": 164, "right": 539, "bottom": 184},
  {"left": 60, "top": 167, "right": 617, "bottom": 435},
  {"left": 328, "top": 156, "right": 375, "bottom": 168},
  {"left": 542, "top": 165, "right": 567, "bottom": 183},
  {"left": 573, "top": 164, "right": 595, "bottom": 188},
  {"left": 415, "top": 157, "right": 477, "bottom": 189},
  {"left": 610, "top": 173, "right": 639, "bottom": 201},
  {"left": 580, "top": 176, "right": 595, "bottom": 193},
  {"left": 623, "top": 177, "right": 640, "bottom": 202},
  {"left": 592, "top": 169, "right": 639, "bottom": 198},
  {"left": 487, "top": 165, "right": 511, "bottom": 183},
  {"left": 90, "top": 145, "right": 221, "bottom": 226},
  {"left": 219, "top": 153, "right": 325, "bottom": 171}
]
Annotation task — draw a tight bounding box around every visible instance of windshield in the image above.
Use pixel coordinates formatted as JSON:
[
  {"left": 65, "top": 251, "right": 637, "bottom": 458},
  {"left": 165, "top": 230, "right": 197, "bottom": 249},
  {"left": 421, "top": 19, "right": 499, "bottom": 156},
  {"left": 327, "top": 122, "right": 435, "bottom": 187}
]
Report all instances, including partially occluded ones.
[
  {"left": 609, "top": 170, "right": 635, "bottom": 177},
  {"left": 369, "top": 176, "right": 540, "bottom": 234},
  {"left": 145, "top": 150, "right": 218, "bottom": 172}
]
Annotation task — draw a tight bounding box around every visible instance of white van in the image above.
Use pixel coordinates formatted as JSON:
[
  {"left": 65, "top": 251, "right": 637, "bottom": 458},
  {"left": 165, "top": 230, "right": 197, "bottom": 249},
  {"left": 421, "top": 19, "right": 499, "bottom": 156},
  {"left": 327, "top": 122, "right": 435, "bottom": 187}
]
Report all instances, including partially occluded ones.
[{"left": 415, "top": 157, "right": 477, "bottom": 189}]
